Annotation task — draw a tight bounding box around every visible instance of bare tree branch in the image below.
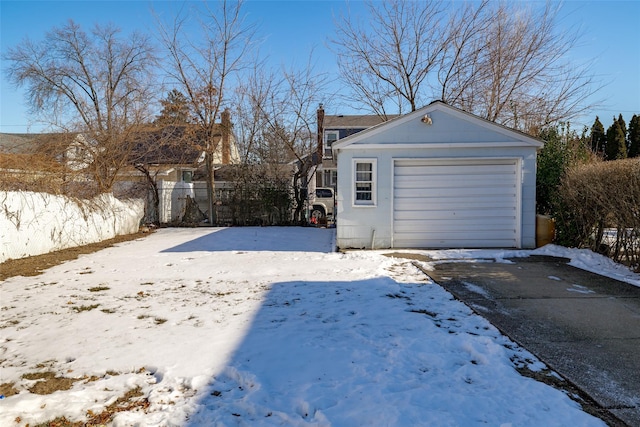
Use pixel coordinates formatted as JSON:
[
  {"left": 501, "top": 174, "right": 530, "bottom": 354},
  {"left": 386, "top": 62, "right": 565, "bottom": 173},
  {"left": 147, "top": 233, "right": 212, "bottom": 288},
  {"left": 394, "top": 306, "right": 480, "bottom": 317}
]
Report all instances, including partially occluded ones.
[
  {"left": 232, "top": 54, "right": 329, "bottom": 223},
  {"left": 4, "top": 20, "right": 158, "bottom": 193},
  {"left": 332, "top": 0, "right": 448, "bottom": 115},
  {"left": 331, "top": 0, "right": 599, "bottom": 133},
  {"left": 156, "top": 0, "right": 255, "bottom": 222}
]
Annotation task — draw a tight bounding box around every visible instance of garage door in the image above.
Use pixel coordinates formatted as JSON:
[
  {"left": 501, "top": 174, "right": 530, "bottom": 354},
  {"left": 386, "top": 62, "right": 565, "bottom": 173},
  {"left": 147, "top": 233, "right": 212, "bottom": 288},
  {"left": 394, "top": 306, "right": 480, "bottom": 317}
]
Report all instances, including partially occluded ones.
[{"left": 393, "top": 159, "right": 519, "bottom": 248}]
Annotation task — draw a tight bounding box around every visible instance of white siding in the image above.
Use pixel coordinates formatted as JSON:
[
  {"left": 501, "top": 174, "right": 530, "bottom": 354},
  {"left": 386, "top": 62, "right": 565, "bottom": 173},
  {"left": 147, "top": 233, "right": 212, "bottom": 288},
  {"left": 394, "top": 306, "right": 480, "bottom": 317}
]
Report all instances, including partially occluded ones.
[{"left": 334, "top": 102, "right": 541, "bottom": 250}]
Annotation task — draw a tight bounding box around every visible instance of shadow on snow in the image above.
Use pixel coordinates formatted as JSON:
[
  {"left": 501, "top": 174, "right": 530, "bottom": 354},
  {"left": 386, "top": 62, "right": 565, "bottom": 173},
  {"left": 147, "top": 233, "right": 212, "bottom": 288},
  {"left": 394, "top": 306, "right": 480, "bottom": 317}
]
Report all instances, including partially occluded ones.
[
  {"left": 183, "top": 276, "right": 429, "bottom": 426},
  {"left": 160, "top": 227, "right": 336, "bottom": 253}
]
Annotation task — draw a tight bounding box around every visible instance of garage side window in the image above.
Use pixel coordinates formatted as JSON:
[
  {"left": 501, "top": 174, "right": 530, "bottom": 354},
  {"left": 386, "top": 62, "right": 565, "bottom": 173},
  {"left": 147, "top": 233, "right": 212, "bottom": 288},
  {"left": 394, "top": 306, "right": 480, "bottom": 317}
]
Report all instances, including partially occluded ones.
[{"left": 354, "top": 159, "right": 376, "bottom": 206}]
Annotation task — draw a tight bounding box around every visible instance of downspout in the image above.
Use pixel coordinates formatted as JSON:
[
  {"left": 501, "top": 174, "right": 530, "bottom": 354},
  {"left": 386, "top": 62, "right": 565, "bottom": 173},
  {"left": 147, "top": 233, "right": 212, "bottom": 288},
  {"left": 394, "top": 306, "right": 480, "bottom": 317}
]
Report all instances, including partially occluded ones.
[{"left": 371, "top": 228, "right": 376, "bottom": 250}]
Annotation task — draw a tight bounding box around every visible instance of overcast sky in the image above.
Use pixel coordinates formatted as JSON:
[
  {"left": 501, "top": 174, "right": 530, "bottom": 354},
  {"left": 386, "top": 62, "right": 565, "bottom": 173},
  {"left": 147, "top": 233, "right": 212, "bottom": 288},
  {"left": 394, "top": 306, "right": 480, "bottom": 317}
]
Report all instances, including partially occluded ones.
[{"left": 1, "top": 0, "right": 638, "bottom": 134}]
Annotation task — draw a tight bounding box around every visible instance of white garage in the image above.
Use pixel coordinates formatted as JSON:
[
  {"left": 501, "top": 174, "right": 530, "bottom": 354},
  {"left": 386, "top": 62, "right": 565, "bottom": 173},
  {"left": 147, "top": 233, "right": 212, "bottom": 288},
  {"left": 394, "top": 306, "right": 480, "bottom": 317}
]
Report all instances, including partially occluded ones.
[
  {"left": 332, "top": 101, "right": 543, "bottom": 250},
  {"left": 393, "top": 158, "right": 520, "bottom": 248}
]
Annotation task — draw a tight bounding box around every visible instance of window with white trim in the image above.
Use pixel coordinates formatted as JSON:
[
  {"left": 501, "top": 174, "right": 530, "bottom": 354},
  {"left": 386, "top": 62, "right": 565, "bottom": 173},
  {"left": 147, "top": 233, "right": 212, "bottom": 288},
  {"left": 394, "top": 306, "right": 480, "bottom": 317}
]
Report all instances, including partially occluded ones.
[
  {"left": 323, "top": 169, "right": 337, "bottom": 188},
  {"left": 354, "top": 159, "right": 376, "bottom": 205},
  {"left": 324, "top": 131, "right": 338, "bottom": 157}
]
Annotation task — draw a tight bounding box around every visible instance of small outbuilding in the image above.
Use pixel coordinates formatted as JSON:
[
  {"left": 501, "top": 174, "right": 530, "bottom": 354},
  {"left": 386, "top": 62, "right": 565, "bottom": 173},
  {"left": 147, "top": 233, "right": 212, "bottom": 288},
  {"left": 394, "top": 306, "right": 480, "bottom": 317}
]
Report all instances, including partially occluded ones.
[{"left": 332, "top": 101, "right": 544, "bottom": 249}]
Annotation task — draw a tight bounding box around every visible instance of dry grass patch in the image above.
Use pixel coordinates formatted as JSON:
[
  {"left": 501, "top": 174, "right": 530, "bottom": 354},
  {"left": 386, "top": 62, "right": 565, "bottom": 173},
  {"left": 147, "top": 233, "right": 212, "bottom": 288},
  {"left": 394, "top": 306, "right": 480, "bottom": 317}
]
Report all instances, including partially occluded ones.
[
  {"left": 12, "top": 369, "right": 148, "bottom": 426},
  {"left": 31, "top": 387, "right": 149, "bottom": 427},
  {"left": 0, "top": 382, "right": 19, "bottom": 397},
  {"left": 71, "top": 304, "right": 100, "bottom": 313},
  {"left": 23, "top": 372, "right": 78, "bottom": 395},
  {"left": 0, "top": 230, "right": 153, "bottom": 281},
  {"left": 382, "top": 252, "right": 434, "bottom": 262}
]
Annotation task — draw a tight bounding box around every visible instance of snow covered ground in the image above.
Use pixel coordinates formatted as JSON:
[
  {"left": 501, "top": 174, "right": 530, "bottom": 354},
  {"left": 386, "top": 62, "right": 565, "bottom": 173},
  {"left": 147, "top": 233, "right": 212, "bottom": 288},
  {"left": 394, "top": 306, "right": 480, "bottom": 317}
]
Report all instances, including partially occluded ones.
[
  {"left": 2, "top": 227, "right": 636, "bottom": 426},
  {"left": 408, "top": 244, "right": 640, "bottom": 289}
]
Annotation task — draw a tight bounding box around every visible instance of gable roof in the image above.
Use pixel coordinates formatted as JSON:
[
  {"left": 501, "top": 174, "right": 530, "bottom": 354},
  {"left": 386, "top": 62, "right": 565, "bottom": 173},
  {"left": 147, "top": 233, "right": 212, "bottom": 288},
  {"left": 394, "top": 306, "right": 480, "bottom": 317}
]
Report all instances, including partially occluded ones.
[
  {"left": 324, "top": 114, "right": 397, "bottom": 129},
  {"left": 129, "top": 126, "right": 205, "bottom": 165},
  {"left": 0, "top": 132, "right": 81, "bottom": 155},
  {"left": 0, "top": 133, "right": 41, "bottom": 154},
  {"left": 332, "top": 101, "right": 544, "bottom": 151}
]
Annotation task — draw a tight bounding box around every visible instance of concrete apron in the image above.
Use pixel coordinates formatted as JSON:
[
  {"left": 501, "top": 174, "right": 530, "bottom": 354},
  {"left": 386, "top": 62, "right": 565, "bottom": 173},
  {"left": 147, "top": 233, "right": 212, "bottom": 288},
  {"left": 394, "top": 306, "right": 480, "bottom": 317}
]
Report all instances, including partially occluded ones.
[{"left": 423, "top": 255, "right": 640, "bottom": 427}]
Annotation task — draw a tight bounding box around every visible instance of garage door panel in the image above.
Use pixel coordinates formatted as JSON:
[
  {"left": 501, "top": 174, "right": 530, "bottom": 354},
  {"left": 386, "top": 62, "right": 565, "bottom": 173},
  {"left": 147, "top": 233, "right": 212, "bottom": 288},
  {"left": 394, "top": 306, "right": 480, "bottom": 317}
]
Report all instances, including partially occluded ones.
[
  {"left": 394, "top": 197, "right": 516, "bottom": 211},
  {"left": 395, "top": 164, "right": 516, "bottom": 177},
  {"left": 394, "top": 209, "right": 516, "bottom": 221},
  {"left": 395, "top": 187, "right": 516, "bottom": 199},
  {"left": 394, "top": 236, "right": 517, "bottom": 249},
  {"left": 393, "top": 159, "right": 519, "bottom": 248},
  {"left": 394, "top": 220, "right": 516, "bottom": 233},
  {"left": 395, "top": 175, "right": 515, "bottom": 188},
  {"left": 394, "top": 229, "right": 515, "bottom": 241},
  {"left": 395, "top": 199, "right": 513, "bottom": 212},
  {"left": 395, "top": 158, "right": 514, "bottom": 167}
]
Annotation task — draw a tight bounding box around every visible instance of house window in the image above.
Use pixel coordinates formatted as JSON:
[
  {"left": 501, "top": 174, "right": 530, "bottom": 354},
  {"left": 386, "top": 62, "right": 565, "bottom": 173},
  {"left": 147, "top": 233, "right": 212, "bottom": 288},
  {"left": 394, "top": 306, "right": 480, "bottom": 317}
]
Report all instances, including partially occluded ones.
[
  {"left": 324, "top": 131, "right": 338, "bottom": 157},
  {"left": 354, "top": 159, "right": 376, "bottom": 206},
  {"left": 323, "top": 169, "right": 337, "bottom": 188},
  {"left": 182, "top": 170, "right": 193, "bottom": 183}
]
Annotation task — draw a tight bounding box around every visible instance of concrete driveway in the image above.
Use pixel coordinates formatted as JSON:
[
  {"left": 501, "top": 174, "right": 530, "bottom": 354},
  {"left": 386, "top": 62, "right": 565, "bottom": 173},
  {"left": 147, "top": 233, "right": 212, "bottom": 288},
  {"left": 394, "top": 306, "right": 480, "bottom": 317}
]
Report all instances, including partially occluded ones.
[{"left": 421, "top": 255, "right": 640, "bottom": 427}]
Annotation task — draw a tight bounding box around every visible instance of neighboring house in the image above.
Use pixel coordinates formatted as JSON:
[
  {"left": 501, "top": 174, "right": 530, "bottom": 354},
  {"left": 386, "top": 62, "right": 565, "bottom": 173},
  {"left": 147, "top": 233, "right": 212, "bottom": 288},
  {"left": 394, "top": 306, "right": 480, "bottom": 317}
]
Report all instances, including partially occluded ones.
[
  {"left": 314, "top": 105, "right": 393, "bottom": 190},
  {"left": 115, "top": 126, "right": 205, "bottom": 223},
  {"left": 1, "top": 116, "right": 242, "bottom": 225},
  {"left": 0, "top": 132, "right": 90, "bottom": 193},
  {"left": 306, "top": 106, "right": 393, "bottom": 222},
  {"left": 0, "top": 133, "right": 43, "bottom": 155},
  {"left": 121, "top": 126, "right": 207, "bottom": 184},
  {"left": 117, "top": 113, "right": 240, "bottom": 223},
  {"left": 332, "top": 101, "right": 544, "bottom": 249}
]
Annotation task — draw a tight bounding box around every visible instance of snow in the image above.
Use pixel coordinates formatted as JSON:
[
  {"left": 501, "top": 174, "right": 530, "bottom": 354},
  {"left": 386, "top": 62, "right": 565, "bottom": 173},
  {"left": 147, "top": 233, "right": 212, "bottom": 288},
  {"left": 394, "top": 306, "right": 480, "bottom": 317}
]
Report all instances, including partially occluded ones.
[
  {"left": 3, "top": 227, "right": 636, "bottom": 426},
  {"left": 566, "top": 284, "right": 596, "bottom": 295},
  {"left": 1, "top": 191, "right": 144, "bottom": 262},
  {"left": 535, "top": 244, "right": 640, "bottom": 287},
  {"left": 402, "top": 244, "right": 640, "bottom": 288}
]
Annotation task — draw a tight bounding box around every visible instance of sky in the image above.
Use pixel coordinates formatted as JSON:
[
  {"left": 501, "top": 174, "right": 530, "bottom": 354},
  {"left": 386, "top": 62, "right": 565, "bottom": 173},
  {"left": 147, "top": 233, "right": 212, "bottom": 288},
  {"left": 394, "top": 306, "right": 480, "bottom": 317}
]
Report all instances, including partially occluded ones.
[{"left": 1, "top": 0, "right": 639, "bottom": 134}]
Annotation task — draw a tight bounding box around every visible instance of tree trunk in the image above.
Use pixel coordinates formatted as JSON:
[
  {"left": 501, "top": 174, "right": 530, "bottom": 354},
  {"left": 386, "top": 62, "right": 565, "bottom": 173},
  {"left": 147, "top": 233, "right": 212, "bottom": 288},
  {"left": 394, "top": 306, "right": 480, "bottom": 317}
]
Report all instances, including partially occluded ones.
[
  {"left": 135, "top": 165, "right": 160, "bottom": 225},
  {"left": 206, "top": 151, "right": 216, "bottom": 225}
]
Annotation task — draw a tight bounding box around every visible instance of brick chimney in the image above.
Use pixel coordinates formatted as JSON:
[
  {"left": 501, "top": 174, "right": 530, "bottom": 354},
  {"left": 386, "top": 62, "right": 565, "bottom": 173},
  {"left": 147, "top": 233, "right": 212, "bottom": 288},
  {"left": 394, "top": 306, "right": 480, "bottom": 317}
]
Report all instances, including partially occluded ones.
[
  {"left": 317, "top": 103, "right": 325, "bottom": 159},
  {"left": 221, "top": 108, "right": 231, "bottom": 164}
]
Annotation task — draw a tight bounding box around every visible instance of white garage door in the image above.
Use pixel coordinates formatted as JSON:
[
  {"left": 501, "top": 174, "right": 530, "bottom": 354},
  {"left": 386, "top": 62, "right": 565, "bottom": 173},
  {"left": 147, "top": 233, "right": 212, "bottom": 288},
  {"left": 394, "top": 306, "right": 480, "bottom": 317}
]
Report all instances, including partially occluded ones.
[{"left": 393, "top": 158, "right": 520, "bottom": 248}]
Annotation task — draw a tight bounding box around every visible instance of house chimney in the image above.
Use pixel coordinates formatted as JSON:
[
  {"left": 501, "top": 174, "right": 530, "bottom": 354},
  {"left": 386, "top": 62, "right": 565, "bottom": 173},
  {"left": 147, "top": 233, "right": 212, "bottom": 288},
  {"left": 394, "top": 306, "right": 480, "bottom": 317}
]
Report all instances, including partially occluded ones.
[
  {"left": 317, "top": 103, "right": 325, "bottom": 159},
  {"left": 221, "top": 108, "right": 231, "bottom": 164}
]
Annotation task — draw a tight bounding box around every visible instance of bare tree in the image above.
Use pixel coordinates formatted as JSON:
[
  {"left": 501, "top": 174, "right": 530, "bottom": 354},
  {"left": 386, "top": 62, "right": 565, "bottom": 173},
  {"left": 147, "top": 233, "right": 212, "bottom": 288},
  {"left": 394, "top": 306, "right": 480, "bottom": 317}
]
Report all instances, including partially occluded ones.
[
  {"left": 156, "top": 0, "right": 255, "bottom": 223},
  {"left": 4, "top": 20, "right": 157, "bottom": 194},
  {"left": 233, "top": 65, "right": 282, "bottom": 165},
  {"left": 332, "top": 0, "right": 598, "bottom": 133},
  {"left": 332, "top": 0, "right": 448, "bottom": 117},
  {"left": 233, "top": 57, "right": 330, "bottom": 223},
  {"left": 458, "top": 2, "right": 596, "bottom": 133},
  {"left": 436, "top": 0, "right": 492, "bottom": 111}
]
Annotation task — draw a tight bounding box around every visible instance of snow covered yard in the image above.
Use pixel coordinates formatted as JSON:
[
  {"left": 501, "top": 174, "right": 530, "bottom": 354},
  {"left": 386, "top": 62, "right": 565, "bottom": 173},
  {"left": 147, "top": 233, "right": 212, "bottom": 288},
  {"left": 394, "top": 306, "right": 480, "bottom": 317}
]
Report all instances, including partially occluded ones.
[{"left": 0, "top": 227, "right": 619, "bottom": 426}]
